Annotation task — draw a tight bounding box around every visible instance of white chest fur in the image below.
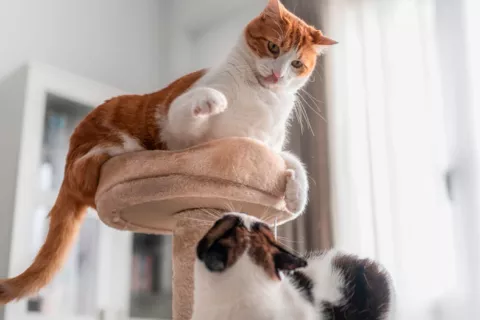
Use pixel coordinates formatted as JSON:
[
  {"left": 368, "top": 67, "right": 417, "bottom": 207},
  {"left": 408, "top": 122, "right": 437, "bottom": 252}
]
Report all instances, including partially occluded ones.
[{"left": 196, "top": 67, "right": 295, "bottom": 150}]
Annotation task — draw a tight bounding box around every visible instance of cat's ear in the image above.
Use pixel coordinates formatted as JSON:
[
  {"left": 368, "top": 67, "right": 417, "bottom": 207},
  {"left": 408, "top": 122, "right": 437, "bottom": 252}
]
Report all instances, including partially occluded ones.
[
  {"left": 274, "top": 250, "right": 307, "bottom": 271},
  {"left": 311, "top": 29, "right": 338, "bottom": 54},
  {"left": 264, "top": 0, "right": 283, "bottom": 18}
]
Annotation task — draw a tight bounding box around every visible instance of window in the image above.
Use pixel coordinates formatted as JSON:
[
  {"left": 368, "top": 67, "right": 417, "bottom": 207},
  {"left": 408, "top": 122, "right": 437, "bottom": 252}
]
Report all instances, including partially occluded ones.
[{"left": 326, "top": 0, "right": 479, "bottom": 317}]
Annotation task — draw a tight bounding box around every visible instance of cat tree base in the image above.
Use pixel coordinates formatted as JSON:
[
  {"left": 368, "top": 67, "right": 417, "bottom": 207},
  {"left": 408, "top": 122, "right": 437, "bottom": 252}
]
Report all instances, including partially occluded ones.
[{"left": 95, "top": 137, "right": 296, "bottom": 320}]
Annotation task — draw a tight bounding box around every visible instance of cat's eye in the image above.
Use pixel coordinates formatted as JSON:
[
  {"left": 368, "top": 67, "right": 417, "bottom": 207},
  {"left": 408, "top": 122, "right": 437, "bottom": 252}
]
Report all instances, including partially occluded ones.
[
  {"left": 291, "top": 60, "right": 304, "bottom": 68},
  {"left": 267, "top": 41, "right": 280, "bottom": 55}
]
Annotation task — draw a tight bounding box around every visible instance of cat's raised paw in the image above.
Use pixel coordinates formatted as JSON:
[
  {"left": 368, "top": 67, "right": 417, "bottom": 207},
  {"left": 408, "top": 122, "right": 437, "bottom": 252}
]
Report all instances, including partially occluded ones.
[{"left": 191, "top": 88, "right": 228, "bottom": 117}]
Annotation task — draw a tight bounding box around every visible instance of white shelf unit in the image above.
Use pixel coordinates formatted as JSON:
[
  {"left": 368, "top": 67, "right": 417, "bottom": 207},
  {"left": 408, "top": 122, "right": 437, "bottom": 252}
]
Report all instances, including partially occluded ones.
[{"left": 0, "top": 63, "right": 131, "bottom": 320}]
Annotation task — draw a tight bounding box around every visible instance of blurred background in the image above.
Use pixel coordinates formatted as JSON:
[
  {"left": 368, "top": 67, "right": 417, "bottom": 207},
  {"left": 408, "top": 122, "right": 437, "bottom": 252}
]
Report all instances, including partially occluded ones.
[{"left": 0, "top": 0, "right": 479, "bottom": 319}]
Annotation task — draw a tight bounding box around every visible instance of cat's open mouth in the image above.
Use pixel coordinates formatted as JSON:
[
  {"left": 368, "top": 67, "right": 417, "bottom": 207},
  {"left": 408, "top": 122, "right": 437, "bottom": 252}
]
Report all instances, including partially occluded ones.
[{"left": 255, "top": 73, "right": 281, "bottom": 90}]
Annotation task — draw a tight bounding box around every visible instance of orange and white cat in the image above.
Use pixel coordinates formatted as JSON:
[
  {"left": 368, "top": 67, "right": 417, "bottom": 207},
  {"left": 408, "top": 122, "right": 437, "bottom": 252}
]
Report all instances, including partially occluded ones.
[{"left": 0, "top": 0, "right": 336, "bottom": 304}]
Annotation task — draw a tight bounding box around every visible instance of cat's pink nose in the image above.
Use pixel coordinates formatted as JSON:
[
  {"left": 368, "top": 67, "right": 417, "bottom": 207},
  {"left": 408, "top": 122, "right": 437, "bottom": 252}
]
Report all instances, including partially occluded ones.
[{"left": 272, "top": 71, "right": 282, "bottom": 80}]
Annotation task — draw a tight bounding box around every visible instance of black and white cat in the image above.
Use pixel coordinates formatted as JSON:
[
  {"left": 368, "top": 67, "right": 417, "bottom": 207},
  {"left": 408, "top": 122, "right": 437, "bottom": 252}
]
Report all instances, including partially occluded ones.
[{"left": 192, "top": 213, "right": 393, "bottom": 320}]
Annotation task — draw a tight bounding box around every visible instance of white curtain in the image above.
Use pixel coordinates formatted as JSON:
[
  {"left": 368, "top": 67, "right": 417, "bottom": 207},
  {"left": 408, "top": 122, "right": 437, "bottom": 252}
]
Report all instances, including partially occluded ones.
[{"left": 324, "top": 0, "right": 479, "bottom": 318}]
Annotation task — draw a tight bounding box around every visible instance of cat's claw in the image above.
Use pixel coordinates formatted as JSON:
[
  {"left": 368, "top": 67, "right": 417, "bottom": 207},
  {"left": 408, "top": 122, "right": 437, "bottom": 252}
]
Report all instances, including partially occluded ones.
[{"left": 191, "top": 88, "right": 228, "bottom": 117}]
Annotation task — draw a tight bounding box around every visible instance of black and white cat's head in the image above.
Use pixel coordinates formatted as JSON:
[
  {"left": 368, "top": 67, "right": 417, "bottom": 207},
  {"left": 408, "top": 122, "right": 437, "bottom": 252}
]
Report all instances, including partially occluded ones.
[{"left": 196, "top": 212, "right": 306, "bottom": 282}]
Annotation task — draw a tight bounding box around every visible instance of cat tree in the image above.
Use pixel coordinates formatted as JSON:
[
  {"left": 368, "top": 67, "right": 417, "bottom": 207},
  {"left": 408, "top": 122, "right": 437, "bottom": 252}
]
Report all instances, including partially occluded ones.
[{"left": 94, "top": 137, "right": 297, "bottom": 320}]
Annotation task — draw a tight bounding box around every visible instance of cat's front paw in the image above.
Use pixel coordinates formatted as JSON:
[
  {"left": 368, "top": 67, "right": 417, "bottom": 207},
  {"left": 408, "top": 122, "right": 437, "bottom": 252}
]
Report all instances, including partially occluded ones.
[
  {"left": 284, "top": 169, "right": 307, "bottom": 214},
  {"left": 281, "top": 151, "right": 309, "bottom": 215},
  {"left": 191, "top": 88, "right": 228, "bottom": 117}
]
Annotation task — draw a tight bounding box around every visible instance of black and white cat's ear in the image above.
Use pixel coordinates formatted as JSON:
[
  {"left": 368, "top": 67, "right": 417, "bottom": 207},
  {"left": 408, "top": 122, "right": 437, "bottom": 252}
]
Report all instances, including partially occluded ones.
[{"left": 274, "top": 250, "right": 307, "bottom": 271}]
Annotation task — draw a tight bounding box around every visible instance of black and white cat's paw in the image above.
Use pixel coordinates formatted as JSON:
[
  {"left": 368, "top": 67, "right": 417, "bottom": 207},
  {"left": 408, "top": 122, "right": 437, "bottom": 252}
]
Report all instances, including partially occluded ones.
[
  {"left": 190, "top": 87, "right": 228, "bottom": 117},
  {"left": 281, "top": 151, "right": 309, "bottom": 216}
]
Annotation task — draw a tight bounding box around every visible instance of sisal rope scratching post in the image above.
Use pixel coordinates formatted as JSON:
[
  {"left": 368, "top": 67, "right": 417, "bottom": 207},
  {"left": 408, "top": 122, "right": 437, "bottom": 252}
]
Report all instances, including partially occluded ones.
[{"left": 95, "top": 137, "right": 298, "bottom": 320}]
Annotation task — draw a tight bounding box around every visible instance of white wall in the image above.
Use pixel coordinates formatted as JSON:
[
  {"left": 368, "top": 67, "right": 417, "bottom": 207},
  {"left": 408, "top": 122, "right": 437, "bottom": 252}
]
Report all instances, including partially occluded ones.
[
  {"left": 168, "top": 0, "right": 264, "bottom": 76},
  {"left": 0, "top": 0, "right": 171, "bottom": 93},
  {"left": 192, "top": 7, "right": 263, "bottom": 69}
]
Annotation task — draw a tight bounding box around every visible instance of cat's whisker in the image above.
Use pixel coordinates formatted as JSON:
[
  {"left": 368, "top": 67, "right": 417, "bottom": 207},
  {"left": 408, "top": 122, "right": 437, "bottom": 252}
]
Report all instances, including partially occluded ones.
[
  {"left": 300, "top": 88, "right": 323, "bottom": 104},
  {"left": 184, "top": 221, "right": 212, "bottom": 227},
  {"left": 296, "top": 100, "right": 314, "bottom": 135},
  {"left": 294, "top": 99, "right": 307, "bottom": 125},
  {"left": 297, "top": 92, "right": 323, "bottom": 117},
  {"left": 224, "top": 200, "right": 238, "bottom": 214},
  {"left": 297, "top": 93, "right": 327, "bottom": 123},
  {"left": 294, "top": 109, "right": 302, "bottom": 132},
  {"left": 313, "top": 67, "right": 324, "bottom": 82},
  {"left": 259, "top": 206, "right": 275, "bottom": 220},
  {"left": 183, "top": 217, "right": 215, "bottom": 224},
  {"left": 260, "top": 211, "right": 274, "bottom": 223},
  {"left": 300, "top": 90, "right": 327, "bottom": 125},
  {"left": 202, "top": 210, "right": 220, "bottom": 220},
  {"left": 293, "top": 100, "right": 307, "bottom": 134},
  {"left": 278, "top": 242, "right": 302, "bottom": 256},
  {"left": 200, "top": 208, "right": 222, "bottom": 220},
  {"left": 236, "top": 203, "right": 244, "bottom": 215},
  {"left": 261, "top": 211, "right": 278, "bottom": 225},
  {"left": 293, "top": 106, "right": 304, "bottom": 134}
]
